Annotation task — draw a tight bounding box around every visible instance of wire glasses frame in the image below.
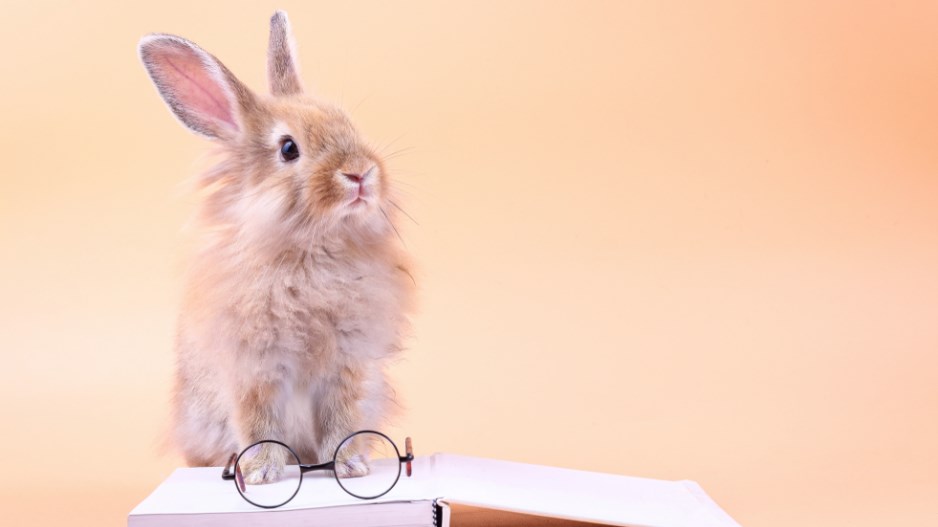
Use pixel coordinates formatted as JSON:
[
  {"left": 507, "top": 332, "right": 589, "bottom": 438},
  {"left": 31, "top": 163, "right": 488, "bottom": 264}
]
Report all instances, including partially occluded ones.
[{"left": 221, "top": 430, "right": 414, "bottom": 509}]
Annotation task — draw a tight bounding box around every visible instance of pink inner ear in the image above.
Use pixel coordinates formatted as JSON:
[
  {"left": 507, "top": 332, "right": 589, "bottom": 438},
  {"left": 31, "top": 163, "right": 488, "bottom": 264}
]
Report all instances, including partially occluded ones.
[{"left": 154, "top": 44, "right": 238, "bottom": 132}]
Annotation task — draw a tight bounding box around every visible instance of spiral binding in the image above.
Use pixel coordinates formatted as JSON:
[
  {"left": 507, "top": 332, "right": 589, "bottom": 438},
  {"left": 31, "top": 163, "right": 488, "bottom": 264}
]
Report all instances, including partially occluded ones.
[{"left": 432, "top": 499, "right": 443, "bottom": 527}]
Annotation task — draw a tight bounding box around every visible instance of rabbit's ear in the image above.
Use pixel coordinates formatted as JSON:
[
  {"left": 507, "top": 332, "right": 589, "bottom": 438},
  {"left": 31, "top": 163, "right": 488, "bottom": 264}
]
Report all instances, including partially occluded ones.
[
  {"left": 139, "top": 34, "right": 257, "bottom": 140},
  {"left": 268, "top": 11, "right": 303, "bottom": 96}
]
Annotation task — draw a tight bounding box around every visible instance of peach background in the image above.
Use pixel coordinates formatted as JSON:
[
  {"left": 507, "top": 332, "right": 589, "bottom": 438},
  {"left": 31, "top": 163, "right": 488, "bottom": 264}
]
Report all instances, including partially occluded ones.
[{"left": 1, "top": 1, "right": 937, "bottom": 526}]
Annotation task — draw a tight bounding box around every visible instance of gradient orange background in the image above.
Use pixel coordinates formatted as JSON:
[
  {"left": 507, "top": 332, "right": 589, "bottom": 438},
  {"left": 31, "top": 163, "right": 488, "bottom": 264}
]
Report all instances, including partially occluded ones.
[{"left": 1, "top": 1, "right": 937, "bottom": 526}]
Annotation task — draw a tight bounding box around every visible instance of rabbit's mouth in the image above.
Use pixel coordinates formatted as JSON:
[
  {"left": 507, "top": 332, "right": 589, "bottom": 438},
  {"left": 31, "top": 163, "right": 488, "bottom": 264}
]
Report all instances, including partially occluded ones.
[
  {"left": 337, "top": 164, "right": 377, "bottom": 209},
  {"left": 347, "top": 185, "right": 370, "bottom": 206}
]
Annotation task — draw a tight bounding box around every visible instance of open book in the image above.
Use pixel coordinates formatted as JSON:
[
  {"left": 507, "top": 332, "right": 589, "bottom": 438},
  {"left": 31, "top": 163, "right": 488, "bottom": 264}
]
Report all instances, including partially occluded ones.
[{"left": 128, "top": 453, "right": 741, "bottom": 527}]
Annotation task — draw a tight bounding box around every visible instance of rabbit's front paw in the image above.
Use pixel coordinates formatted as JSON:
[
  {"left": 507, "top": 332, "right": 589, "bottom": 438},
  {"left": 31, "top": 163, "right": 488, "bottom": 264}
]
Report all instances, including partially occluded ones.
[
  {"left": 335, "top": 453, "right": 369, "bottom": 478},
  {"left": 239, "top": 443, "right": 286, "bottom": 485}
]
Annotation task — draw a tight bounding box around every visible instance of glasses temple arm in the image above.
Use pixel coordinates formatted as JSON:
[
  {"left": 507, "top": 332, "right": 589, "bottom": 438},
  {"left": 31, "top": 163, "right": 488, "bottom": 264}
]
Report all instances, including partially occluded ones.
[
  {"left": 403, "top": 437, "right": 413, "bottom": 477},
  {"left": 221, "top": 453, "right": 236, "bottom": 480}
]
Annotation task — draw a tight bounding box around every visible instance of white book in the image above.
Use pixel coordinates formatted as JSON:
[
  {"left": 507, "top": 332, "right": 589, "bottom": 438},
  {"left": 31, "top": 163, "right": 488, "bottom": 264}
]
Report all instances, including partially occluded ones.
[{"left": 128, "top": 453, "right": 741, "bottom": 527}]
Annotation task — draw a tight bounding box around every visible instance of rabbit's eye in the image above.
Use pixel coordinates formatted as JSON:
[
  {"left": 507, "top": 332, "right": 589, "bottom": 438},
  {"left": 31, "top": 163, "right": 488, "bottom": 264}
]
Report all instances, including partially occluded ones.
[{"left": 280, "top": 137, "right": 300, "bottom": 162}]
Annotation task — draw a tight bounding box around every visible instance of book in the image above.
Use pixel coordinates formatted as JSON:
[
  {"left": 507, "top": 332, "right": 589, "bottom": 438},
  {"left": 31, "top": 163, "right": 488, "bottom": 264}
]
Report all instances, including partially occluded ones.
[{"left": 128, "top": 453, "right": 741, "bottom": 527}]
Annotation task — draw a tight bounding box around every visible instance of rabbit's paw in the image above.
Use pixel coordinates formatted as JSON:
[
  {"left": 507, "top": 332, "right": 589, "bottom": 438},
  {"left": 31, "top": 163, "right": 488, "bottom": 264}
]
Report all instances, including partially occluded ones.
[
  {"left": 239, "top": 444, "right": 286, "bottom": 485},
  {"left": 335, "top": 453, "right": 370, "bottom": 478}
]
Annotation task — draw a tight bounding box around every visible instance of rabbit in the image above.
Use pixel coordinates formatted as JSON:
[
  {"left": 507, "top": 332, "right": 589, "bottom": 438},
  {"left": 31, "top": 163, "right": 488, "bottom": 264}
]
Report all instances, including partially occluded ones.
[{"left": 138, "top": 11, "right": 415, "bottom": 483}]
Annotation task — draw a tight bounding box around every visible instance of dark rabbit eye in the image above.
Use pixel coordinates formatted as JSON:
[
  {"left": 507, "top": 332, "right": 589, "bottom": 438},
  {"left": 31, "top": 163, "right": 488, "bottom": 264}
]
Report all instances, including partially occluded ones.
[{"left": 279, "top": 137, "right": 299, "bottom": 162}]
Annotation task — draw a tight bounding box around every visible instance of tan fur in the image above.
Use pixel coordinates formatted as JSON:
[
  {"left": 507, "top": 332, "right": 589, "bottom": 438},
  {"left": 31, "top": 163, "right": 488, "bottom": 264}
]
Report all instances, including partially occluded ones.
[
  {"left": 139, "top": 12, "right": 415, "bottom": 480},
  {"left": 267, "top": 11, "right": 303, "bottom": 96}
]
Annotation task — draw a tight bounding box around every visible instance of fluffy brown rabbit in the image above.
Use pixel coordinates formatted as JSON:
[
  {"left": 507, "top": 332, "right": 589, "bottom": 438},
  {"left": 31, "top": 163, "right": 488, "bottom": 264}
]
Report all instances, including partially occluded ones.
[{"left": 138, "top": 11, "right": 415, "bottom": 483}]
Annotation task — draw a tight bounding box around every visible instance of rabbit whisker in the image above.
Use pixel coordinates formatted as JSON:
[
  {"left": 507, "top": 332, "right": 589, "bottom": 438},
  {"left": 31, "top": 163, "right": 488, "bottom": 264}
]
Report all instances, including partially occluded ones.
[
  {"left": 379, "top": 205, "right": 405, "bottom": 247},
  {"left": 382, "top": 146, "right": 415, "bottom": 161},
  {"left": 388, "top": 199, "right": 418, "bottom": 226},
  {"left": 374, "top": 134, "right": 408, "bottom": 155}
]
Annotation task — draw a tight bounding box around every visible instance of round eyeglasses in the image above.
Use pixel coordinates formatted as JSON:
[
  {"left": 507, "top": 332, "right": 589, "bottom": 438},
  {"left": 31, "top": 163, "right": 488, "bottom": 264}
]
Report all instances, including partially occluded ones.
[{"left": 221, "top": 430, "right": 414, "bottom": 509}]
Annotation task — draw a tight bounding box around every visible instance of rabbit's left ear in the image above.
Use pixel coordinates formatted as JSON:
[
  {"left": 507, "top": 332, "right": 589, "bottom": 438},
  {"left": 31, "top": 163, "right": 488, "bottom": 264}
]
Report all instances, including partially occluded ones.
[{"left": 268, "top": 11, "right": 303, "bottom": 96}]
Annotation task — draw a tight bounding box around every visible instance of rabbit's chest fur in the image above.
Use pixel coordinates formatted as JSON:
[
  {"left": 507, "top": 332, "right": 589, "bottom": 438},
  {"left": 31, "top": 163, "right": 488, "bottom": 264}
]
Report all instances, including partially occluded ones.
[
  {"left": 236, "top": 245, "right": 403, "bottom": 369},
  {"left": 174, "top": 240, "right": 409, "bottom": 465}
]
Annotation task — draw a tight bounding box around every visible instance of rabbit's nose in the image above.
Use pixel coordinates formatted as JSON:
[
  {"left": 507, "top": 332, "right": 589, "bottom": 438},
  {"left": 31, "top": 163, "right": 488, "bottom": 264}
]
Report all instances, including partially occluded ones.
[{"left": 341, "top": 164, "right": 377, "bottom": 184}]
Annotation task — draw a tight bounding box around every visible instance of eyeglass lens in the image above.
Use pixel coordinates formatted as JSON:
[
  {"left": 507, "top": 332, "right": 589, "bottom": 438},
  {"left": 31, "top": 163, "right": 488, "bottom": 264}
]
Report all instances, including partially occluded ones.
[
  {"left": 334, "top": 431, "right": 402, "bottom": 499},
  {"left": 234, "top": 440, "right": 303, "bottom": 508}
]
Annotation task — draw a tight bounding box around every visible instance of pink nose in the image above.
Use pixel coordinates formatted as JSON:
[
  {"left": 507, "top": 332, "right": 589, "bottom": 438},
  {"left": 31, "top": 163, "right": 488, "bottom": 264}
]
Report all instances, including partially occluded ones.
[{"left": 342, "top": 172, "right": 363, "bottom": 184}]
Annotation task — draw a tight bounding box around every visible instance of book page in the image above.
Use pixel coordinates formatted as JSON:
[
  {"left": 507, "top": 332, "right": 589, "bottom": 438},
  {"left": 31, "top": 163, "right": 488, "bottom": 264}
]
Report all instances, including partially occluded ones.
[
  {"left": 130, "top": 457, "right": 437, "bottom": 516},
  {"left": 433, "top": 454, "right": 740, "bottom": 527}
]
